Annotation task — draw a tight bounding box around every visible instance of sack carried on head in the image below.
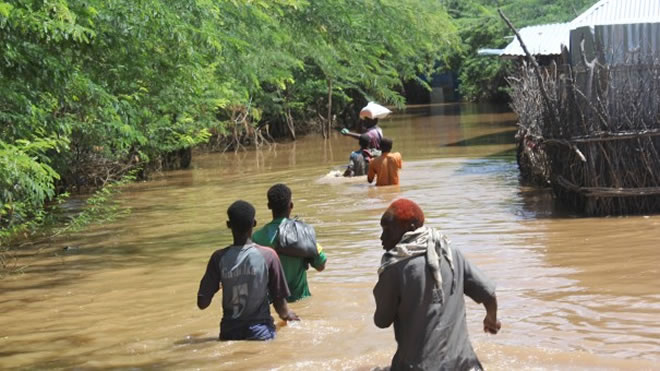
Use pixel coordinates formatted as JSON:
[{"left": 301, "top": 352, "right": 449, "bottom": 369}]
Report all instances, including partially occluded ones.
[
  {"left": 276, "top": 217, "right": 319, "bottom": 258},
  {"left": 359, "top": 102, "right": 391, "bottom": 119}
]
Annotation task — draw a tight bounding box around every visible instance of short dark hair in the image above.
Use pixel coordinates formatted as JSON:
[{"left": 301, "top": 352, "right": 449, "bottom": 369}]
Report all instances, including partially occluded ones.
[
  {"left": 267, "top": 183, "right": 292, "bottom": 215},
  {"left": 227, "top": 200, "right": 255, "bottom": 232},
  {"left": 381, "top": 137, "right": 393, "bottom": 152},
  {"left": 358, "top": 134, "right": 370, "bottom": 148}
]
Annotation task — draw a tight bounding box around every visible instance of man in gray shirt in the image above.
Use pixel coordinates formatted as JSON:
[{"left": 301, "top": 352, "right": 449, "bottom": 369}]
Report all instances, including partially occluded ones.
[
  {"left": 197, "top": 200, "right": 299, "bottom": 340},
  {"left": 373, "top": 199, "right": 501, "bottom": 370}
]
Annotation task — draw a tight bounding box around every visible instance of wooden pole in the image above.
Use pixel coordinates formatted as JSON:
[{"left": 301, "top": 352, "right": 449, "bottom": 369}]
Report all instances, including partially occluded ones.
[
  {"left": 498, "top": 9, "right": 558, "bottom": 128},
  {"left": 326, "top": 79, "right": 333, "bottom": 139}
]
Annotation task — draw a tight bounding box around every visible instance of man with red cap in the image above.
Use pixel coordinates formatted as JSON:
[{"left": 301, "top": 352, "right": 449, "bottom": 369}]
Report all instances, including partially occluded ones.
[{"left": 373, "top": 198, "right": 500, "bottom": 370}]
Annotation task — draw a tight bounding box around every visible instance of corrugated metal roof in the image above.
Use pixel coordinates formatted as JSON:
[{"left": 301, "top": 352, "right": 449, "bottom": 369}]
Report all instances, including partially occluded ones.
[
  {"left": 571, "top": 0, "right": 660, "bottom": 27},
  {"left": 477, "top": 48, "right": 507, "bottom": 56},
  {"left": 499, "top": 23, "right": 571, "bottom": 56},
  {"left": 488, "top": 0, "right": 660, "bottom": 58}
]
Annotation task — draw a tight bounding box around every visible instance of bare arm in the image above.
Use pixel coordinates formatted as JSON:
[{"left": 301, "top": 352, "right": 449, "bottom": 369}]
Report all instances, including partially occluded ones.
[
  {"left": 311, "top": 246, "right": 327, "bottom": 272},
  {"left": 342, "top": 131, "right": 362, "bottom": 139},
  {"left": 482, "top": 295, "right": 501, "bottom": 334},
  {"left": 273, "top": 297, "right": 300, "bottom": 321},
  {"left": 459, "top": 248, "right": 500, "bottom": 334},
  {"left": 367, "top": 161, "right": 376, "bottom": 183}
]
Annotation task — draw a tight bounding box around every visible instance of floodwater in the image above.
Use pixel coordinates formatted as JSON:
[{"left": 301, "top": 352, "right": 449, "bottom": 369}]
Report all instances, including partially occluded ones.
[{"left": 1, "top": 103, "right": 659, "bottom": 370}]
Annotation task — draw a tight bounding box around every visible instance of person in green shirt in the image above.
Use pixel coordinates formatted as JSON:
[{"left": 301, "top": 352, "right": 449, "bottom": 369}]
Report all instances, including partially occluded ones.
[{"left": 252, "top": 183, "right": 327, "bottom": 302}]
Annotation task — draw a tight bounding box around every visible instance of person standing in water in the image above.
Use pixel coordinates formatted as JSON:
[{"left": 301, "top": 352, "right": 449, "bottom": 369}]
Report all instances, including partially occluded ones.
[
  {"left": 367, "top": 138, "right": 402, "bottom": 186},
  {"left": 373, "top": 199, "right": 500, "bottom": 370},
  {"left": 341, "top": 102, "right": 389, "bottom": 150},
  {"left": 197, "top": 200, "right": 298, "bottom": 341},
  {"left": 341, "top": 116, "right": 384, "bottom": 150},
  {"left": 252, "top": 184, "right": 327, "bottom": 302}
]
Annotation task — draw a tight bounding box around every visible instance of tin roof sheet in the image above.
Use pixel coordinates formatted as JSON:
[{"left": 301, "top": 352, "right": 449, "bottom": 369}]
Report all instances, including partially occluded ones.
[
  {"left": 489, "top": 0, "right": 660, "bottom": 58},
  {"left": 571, "top": 0, "right": 660, "bottom": 27},
  {"left": 500, "top": 23, "right": 571, "bottom": 56}
]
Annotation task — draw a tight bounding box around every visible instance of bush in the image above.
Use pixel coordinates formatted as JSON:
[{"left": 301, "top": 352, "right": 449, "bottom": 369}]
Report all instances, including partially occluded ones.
[{"left": 0, "top": 138, "right": 61, "bottom": 232}]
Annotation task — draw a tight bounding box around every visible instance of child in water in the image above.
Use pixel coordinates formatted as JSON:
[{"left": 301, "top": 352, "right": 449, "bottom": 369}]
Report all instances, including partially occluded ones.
[{"left": 344, "top": 134, "right": 380, "bottom": 177}]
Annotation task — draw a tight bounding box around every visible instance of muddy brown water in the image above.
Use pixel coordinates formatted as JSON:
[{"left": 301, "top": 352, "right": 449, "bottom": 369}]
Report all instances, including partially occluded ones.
[{"left": 1, "top": 104, "right": 659, "bottom": 370}]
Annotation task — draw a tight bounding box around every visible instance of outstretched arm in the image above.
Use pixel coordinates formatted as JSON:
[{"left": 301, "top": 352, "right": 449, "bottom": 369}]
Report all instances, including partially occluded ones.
[
  {"left": 340, "top": 128, "right": 362, "bottom": 139},
  {"left": 273, "top": 297, "right": 300, "bottom": 321}
]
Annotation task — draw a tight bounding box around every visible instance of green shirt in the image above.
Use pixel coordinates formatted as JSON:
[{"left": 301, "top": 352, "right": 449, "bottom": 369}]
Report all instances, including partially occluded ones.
[{"left": 252, "top": 217, "right": 327, "bottom": 302}]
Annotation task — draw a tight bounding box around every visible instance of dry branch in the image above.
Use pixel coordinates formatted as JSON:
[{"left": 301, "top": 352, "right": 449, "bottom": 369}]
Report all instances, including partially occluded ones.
[{"left": 508, "top": 48, "right": 660, "bottom": 215}]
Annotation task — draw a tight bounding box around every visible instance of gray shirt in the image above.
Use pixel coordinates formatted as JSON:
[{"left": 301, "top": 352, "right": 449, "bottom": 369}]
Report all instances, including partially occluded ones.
[
  {"left": 373, "top": 247, "right": 495, "bottom": 371},
  {"left": 348, "top": 150, "right": 368, "bottom": 176},
  {"left": 198, "top": 243, "right": 290, "bottom": 337}
]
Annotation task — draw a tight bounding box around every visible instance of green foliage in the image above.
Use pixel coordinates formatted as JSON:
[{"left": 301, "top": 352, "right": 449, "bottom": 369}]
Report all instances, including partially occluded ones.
[
  {"left": 1, "top": 0, "right": 459, "bottom": 240},
  {"left": 444, "top": 0, "right": 599, "bottom": 102},
  {"left": 54, "top": 171, "right": 135, "bottom": 235},
  {"left": 0, "top": 172, "right": 134, "bottom": 277},
  {"left": 0, "top": 138, "right": 63, "bottom": 230},
  {"left": 0, "top": 0, "right": 610, "bottom": 249},
  {"left": 262, "top": 0, "right": 458, "bottom": 127}
]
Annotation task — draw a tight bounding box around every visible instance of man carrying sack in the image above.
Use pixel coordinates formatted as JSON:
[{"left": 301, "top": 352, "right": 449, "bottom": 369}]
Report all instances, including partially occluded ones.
[
  {"left": 340, "top": 101, "right": 390, "bottom": 150},
  {"left": 253, "top": 184, "right": 327, "bottom": 302}
]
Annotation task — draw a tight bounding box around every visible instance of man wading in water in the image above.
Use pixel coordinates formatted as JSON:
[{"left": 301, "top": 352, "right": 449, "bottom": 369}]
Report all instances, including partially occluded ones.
[
  {"left": 367, "top": 137, "right": 401, "bottom": 186},
  {"left": 373, "top": 199, "right": 500, "bottom": 370},
  {"left": 252, "top": 184, "right": 327, "bottom": 302},
  {"left": 341, "top": 115, "right": 384, "bottom": 150},
  {"left": 197, "top": 200, "right": 298, "bottom": 340}
]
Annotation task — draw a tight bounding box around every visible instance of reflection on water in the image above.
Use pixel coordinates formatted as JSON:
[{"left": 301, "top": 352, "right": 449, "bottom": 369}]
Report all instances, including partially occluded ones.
[{"left": 1, "top": 103, "right": 659, "bottom": 370}]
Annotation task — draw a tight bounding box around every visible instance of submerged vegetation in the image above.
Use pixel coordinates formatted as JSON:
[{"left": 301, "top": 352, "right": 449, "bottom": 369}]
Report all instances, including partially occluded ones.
[{"left": 0, "top": 172, "right": 131, "bottom": 276}]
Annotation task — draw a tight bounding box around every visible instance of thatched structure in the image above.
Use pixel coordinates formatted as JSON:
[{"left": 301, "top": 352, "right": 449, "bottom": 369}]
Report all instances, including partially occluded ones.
[{"left": 510, "top": 48, "right": 660, "bottom": 216}]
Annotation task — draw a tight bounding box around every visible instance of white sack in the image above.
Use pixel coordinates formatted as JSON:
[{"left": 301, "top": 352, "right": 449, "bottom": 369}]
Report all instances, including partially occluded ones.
[{"left": 359, "top": 102, "right": 391, "bottom": 119}]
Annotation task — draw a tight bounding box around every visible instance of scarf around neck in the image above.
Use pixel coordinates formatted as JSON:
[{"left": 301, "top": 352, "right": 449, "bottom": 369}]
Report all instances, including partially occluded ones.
[{"left": 378, "top": 226, "right": 456, "bottom": 304}]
